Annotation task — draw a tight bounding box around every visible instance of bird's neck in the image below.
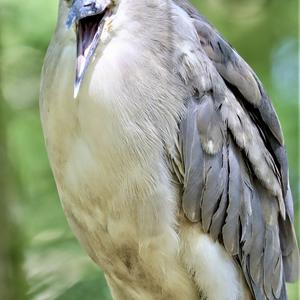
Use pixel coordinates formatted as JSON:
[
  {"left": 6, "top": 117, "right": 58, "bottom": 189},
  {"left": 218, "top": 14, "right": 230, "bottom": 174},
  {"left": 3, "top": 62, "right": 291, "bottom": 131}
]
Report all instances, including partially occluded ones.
[{"left": 114, "top": 0, "right": 173, "bottom": 52}]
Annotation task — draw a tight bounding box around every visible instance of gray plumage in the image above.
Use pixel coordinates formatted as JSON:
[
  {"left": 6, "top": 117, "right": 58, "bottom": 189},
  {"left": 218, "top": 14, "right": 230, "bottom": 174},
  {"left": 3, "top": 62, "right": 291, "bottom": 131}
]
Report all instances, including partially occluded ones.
[
  {"left": 40, "top": 1, "right": 299, "bottom": 299},
  {"left": 173, "top": 2, "right": 299, "bottom": 298}
]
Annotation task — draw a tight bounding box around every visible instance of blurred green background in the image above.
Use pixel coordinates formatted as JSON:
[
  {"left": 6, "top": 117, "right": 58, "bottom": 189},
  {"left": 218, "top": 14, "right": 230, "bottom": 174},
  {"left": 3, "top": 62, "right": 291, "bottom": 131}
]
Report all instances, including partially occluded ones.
[{"left": 0, "top": 0, "right": 299, "bottom": 299}]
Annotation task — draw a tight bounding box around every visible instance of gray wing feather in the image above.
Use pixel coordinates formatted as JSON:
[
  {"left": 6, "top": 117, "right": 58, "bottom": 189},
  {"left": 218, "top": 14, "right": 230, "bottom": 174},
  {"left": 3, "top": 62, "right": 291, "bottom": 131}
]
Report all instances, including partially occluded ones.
[
  {"left": 209, "top": 143, "right": 228, "bottom": 240},
  {"left": 279, "top": 214, "right": 300, "bottom": 282},
  {"left": 196, "top": 94, "right": 224, "bottom": 154},
  {"left": 171, "top": 1, "right": 299, "bottom": 299},
  {"left": 192, "top": 17, "right": 284, "bottom": 145},
  {"left": 222, "top": 136, "right": 242, "bottom": 255},
  {"left": 181, "top": 98, "right": 203, "bottom": 222},
  {"left": 200, "top": 148, "right": 224, "bottom": 233}
]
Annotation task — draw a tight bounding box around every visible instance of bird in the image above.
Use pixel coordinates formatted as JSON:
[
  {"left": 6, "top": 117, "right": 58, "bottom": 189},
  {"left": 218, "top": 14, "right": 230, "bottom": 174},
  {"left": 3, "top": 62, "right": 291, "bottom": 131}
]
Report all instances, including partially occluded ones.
[{"left": 40, "top": 0, "right": 299, "bottom": 299}]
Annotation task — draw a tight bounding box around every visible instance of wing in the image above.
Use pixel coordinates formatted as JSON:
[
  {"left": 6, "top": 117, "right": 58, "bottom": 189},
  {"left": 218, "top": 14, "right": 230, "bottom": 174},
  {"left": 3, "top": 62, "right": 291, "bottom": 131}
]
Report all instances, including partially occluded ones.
[{"left": 170, "top": 1, "right": 299, "bottom": 299}]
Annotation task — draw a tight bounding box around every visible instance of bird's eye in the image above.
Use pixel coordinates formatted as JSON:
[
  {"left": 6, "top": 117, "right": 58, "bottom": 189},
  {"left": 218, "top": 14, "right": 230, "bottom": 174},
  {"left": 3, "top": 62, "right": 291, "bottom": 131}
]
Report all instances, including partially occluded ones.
[{"left": 64, "top": 0, "right": 73, "bottom": 7}]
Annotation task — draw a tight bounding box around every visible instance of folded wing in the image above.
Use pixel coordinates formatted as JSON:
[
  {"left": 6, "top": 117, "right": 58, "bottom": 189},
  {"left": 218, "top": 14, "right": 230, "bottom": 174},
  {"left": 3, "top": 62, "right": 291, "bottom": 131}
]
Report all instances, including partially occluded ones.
[{"left": 171, "top": 1, "right": 299, "bottom": 299}]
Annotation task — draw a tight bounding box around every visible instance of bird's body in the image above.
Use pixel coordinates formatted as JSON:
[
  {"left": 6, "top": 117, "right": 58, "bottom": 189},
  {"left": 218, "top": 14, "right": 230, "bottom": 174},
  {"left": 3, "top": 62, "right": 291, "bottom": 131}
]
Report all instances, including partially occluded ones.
[{"left": 40, "top": 0, "right": 299, "bottom": 299}]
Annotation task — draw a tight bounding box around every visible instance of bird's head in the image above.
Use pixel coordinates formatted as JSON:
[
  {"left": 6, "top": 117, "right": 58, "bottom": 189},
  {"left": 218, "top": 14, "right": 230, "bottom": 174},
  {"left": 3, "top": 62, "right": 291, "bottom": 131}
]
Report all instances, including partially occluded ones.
[{"left": 62, "top": 0, "right": 118, "bottom": 97}]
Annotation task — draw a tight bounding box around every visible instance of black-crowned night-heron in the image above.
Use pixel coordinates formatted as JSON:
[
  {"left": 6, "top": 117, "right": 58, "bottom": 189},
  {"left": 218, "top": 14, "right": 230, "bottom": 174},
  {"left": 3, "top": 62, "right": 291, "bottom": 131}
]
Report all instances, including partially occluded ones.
[{"left": 40, "top": 0, "right": 299, "bottom": 299}]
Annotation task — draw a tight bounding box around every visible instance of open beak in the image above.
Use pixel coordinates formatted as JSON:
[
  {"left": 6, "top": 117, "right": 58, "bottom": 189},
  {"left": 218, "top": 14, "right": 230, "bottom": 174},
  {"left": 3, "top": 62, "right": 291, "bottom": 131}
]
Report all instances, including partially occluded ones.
[{"left": 66, "top": 0, "right": 112, "bottom": 98}]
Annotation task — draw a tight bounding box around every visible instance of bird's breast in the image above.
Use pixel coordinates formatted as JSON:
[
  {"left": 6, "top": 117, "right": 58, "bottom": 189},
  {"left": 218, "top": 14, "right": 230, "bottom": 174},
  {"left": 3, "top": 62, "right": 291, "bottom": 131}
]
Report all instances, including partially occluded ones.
[
  {"left": 41, "top": 83, "right": 191, "bottom": 298},
  {"left": 39, "top": 29, "right": 197, "bottom": 298}
]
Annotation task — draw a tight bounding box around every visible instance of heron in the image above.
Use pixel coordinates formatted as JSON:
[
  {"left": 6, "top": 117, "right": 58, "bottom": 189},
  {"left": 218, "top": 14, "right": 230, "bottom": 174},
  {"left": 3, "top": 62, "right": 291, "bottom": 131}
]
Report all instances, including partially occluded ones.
[{"left": 40, "top": 0, "right": 299, "bottom": 299}]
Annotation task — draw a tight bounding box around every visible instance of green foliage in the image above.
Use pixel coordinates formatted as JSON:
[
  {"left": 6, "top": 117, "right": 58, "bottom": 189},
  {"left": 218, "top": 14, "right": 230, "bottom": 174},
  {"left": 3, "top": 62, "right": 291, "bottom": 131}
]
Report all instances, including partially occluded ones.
[{"left": 1, "top": 0, "right": 298, "bottom": 299}]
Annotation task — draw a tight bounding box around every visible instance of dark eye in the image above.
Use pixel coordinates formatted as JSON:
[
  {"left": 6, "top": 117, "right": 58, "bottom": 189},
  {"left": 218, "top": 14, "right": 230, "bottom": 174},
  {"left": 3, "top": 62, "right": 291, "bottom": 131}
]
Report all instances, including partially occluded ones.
[{"left": 64, "top": 0, "right": 72, "bottom": 7}]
